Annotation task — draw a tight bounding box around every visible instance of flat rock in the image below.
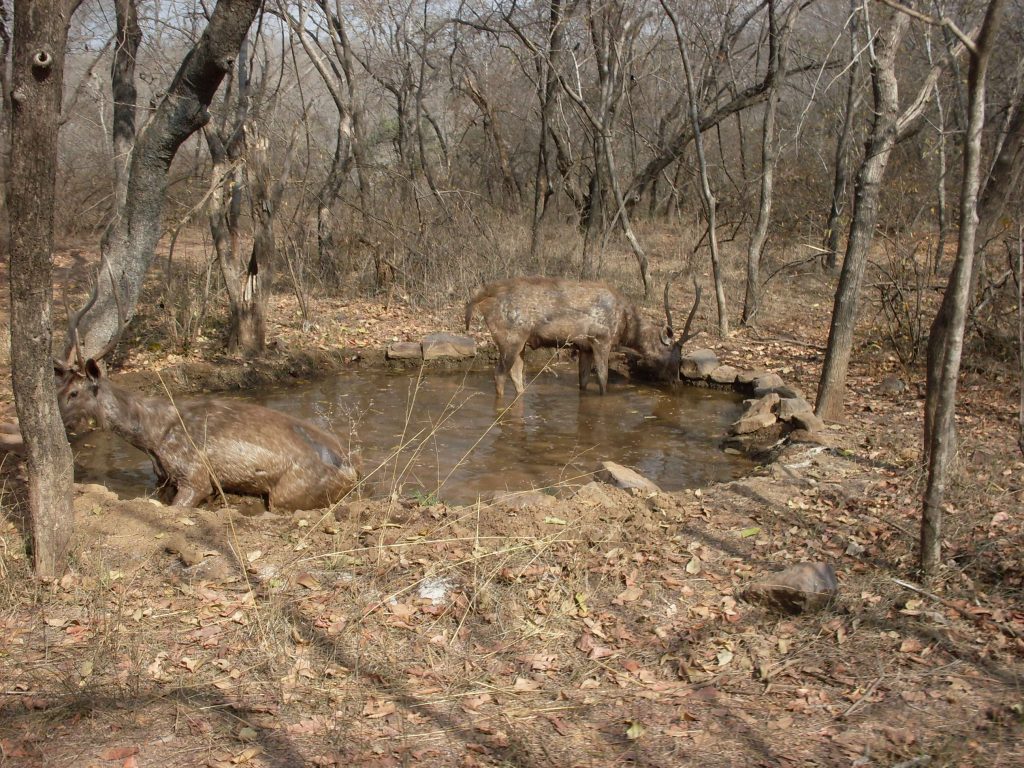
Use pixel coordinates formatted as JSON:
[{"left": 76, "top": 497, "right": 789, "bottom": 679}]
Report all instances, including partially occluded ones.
[
  {"left": 736, "top": 370, "right": 766, "bottom": 385},
  {"left": 752, "top": 372, "right": 784, "bottom": 391},
  {"left": 680, "top": 349, "right": 720, "bottom": 379},
  {"left": 741, "top": 392, "right": 780, "bottom": 420},
  {"left": 597, "top": 461, "right": 660, "bottom": 494},
  {"left": 756, "top": 383, "right": 805, "bottom": 399},
  {"left": 386, "top": 341, "right": 422, "bottom": 360},
  {"left": 740, "top": 562, "right": 838, "bottom": 614},
  {"left": 792, "top": 410, "right": 826, "bottom": 433},
  {"left": 487, "top": 490, "right": 557, "bottom": 511},
  {"left": 731, "top": 411, "right": 777, "bottom": 435},
  {"left": 778, "top": 396, "right": 814, "bottom": 421},
  {"left": 422, "top": 333, "right": 476, "bottom": 360},
  {"left": 573, "top": 481, "right": 615, "bottom": 507},
  {"left": 709, "top": 365, "right": 740, "bottom": 384}
]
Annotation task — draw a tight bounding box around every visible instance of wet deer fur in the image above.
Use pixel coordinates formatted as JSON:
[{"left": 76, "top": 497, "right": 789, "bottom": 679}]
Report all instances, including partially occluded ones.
[
  {"left": 465, "top": 276, "right": 700, "bottom": 397},
  {"left": 54, "top": 359, "right": 359, "bottom": 511}
]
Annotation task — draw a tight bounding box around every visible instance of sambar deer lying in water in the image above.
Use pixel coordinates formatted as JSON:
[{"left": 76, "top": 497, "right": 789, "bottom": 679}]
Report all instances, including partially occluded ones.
[
  {"left": 465, "top": 276, "right": 700, "bottom": 397},
  {"left": 54, "top": 298, "right": 358, "bottom": 510}
]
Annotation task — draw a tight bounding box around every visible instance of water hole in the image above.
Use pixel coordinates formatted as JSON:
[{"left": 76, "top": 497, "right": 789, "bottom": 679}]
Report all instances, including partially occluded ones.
[{"left": 69, "top": 365, "right": 755, "bottom": 506}]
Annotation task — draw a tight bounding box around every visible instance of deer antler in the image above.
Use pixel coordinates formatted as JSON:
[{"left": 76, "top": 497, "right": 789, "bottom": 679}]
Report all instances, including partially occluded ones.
[
  {"left": 676, "top": 275, "right": 702, "bottom": 346},
  {"left": 63, "top": 259, "right": 127, "bottom": 366}
]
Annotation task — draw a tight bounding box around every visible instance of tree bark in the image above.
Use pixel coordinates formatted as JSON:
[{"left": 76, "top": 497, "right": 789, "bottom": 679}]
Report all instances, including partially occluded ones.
[
  {"left": 662, "top": 0, "right": 729, "bottom": 335},
  {"left": 815, "top": 9, "right": 908, "bottom": 421},
  {"left": 8, "top": 0, "right": 78, "bottom": 579},
  {"left": 822, "top": 0, "right": 862, "bottom": 273},
  {"left": 742, "top": 0, "right": 799, "bottom": 325},
  {"left": 71, "top": 0, "right": 262, "bottom": 359},
  {"left": 106, "top": 0, "right": 141, "bottom": 234},
  {"left": 921, "top": 0, "right": 1005, "bottom": 578}
]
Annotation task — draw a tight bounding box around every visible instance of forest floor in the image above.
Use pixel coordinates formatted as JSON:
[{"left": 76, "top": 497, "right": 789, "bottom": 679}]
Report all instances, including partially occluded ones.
[{"left": 0, "top": 242, "right": 1022, "bottom": 767}]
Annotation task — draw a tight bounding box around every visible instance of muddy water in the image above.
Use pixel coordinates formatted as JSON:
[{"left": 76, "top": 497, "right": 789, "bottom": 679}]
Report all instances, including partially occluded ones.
[{"left": 70, "top": 366, "right": 754, "bottom": 505}]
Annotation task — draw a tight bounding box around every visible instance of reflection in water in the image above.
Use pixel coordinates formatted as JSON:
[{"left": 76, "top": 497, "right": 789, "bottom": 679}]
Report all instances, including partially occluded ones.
[{"left": 69, "top": 366, "right": 753, "bottom": 505}]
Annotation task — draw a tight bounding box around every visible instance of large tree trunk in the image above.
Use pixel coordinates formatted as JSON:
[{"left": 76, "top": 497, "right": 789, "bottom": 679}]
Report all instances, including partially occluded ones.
[
  {"left": 70, "top": 0, "right": 262, "bottom": 359},
  {"left": 815, "top": 10, "right": 908, "bottom": 421},
  {"left": 8, "top": 0, "right": 79, "bottom": 579},
  {"left": 921, "top": 0, "right": 1005, "bottom": 578}
]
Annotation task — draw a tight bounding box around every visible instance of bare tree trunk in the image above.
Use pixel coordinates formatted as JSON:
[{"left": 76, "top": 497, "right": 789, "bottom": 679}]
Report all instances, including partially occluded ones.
[
  {"left": 0, "top": 3, "right": 13, "bottom": 236},
  {"left": 527, "top": 0, "right": 564, "bottom": 264},
  {"left": 663, "top": 0, "right": 728, "bottom": 335},
  {"left": 921, "top": 0, "right": 1005, "bottom": 578},
  {"left": 463, "top": 71, "right": 520, "bottom": 203},
  {"left": 932, "top": 80, "right": 949, "bottom": 274},
  {"left": 925, "top": 71, "right": 1023, "bottom": 456},
  {"left": 106, "top": 0, "right": 141, "bottom": 235},
  {"left": 241, "top": 123, "right": 299, "bottom": 353},
  {"left": 1017, "top": 227, "right": 1023, "bottom": 457},
  {"left": 71, "top": 0, "right": 261, "bottom": 359},
  {"left": 823, "top": 0, "right": 862, "bottom": 274},
  {"left": 815, "top": 10, "right": 908, "bottom": 421},
  {"left": 742, "top": 0, "right": 798, "bottom": 325},
  {"left": 8, "top": 0, "right": 78, "bottom": 579}
]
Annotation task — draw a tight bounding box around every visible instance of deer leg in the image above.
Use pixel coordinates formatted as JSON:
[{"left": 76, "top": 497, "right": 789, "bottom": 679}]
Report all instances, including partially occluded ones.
[
  {"left": 170, "top": 485, "right": 209, "bottom": 508},
  {"left": 170, "top": 469, "right": 213, "bottom": 508},
  {"left": 594, "top": 344, "right": 611, "bottom": 395},
  {"left": 510, "top": 350, "right": 526, "bottom": 395},
  {"left": 495, "top": 343, "right": 525, "bottom": 398},
  {"left": 578, "top": 349, "right": 594, "bottom": 390}
]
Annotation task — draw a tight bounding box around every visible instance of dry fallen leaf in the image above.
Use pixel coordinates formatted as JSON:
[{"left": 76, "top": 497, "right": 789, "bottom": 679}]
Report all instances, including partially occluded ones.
[{"left": 98, "top": 746, "right": 139, "bottom": 761}]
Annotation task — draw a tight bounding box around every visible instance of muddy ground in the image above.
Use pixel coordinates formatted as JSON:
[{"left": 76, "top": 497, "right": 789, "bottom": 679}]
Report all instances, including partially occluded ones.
[{"left": 1, "top": 246, "right": 1022, "bottom": 767}]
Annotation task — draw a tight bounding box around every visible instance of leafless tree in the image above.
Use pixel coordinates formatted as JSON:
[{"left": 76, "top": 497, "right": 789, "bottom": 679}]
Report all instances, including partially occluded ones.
[
  {"left": 661, "top": 0, "right": 728, "bottom": 334},
  {"left": 7, "top": 0, "right": 82, "bottom": 578},
  {"left": 742, "top": 0, "right": 800, "bottom": 325},
  {"left": 921, "top": 0, "right": 1006, "bottom": 578},
  {"left": 821, "top": 0, "right": 863, "bottom": 274},
  {"left": 68, "top": 0, "right": 262, "bottom": 359}
]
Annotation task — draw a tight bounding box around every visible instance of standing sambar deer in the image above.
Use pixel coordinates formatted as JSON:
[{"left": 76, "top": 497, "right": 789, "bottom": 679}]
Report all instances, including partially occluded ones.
[
  {"left": 55, "top": 358, "right": 359, "bottom": 511},
  {"left": 465, "top": 276, "right": 700, "bottom": 397},
  {"left": 54, "top": 288, "right": 358, "bottom": 510}
]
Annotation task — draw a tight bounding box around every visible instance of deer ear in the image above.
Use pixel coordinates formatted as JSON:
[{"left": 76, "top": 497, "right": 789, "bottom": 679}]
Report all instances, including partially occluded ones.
[
  {"left": 84, "top": 359, "right": 103, "bottom": 382},
  {"left": 53, "top": 360, "right": 68, "bottom": 378}
]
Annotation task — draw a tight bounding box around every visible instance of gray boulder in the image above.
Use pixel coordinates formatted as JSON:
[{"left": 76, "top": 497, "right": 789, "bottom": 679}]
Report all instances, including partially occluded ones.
[
  {"left": 422, "top": 333, "right": 476, "bottom": 360},
  {"left": 386, "top": 342, "right": 422, "bottom": 360},
  {"left": 740, "top": 562, "right": 838, "bottom": 614},
  {"left": 709, "top": 365, "right": 740, "bottom": 385},
  {"left": 597, "top": 461, "right": 660, "bottom": 494},
  {"left": 680, "top": 349, "right": 720, "bottom": 379}
]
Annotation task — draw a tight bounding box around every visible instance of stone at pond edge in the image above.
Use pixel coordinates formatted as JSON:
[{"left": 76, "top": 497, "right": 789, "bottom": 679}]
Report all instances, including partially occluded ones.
[
  {"left": 778, "top": 396, "right": 814, "bottom": 421},
  {"left": 736, "top": 369, "right": 766, "bottom": 385},
  {"left": 751, "top": 372, "right": 785, "bottom": 391},
  {"left": 387, "top": 342, "right": 422, "bottom": 360},
  {"left": 755, "top": 383, "right": 805, "bottom": 399},
  {"left": 792, "top": 410, "right": 826, "bottom": 433},
  {"left": 573, "top": 481, "right": 615, "bottom": 507},
  {"left": 680, "top": 349, "right": 720, "bottom": 379},
  {"left": 709, "top": 364, "right": 740, "bottom": 384},
  {"left": 597, "top": 461, "right": 660, "bottom": 494},
  {"left": 740, "top": 562, "right": 838, "bottom": 614},
  {"left": 487, "top": 490, "right": 558, "bottom": 511},
  {"left": 740, "top": 392, "right": 780, "bottom": 420},
  {"left": 422, "top": 333, "right": 476, "bottom": 360},
  {"left": 731, "top": 411, "right": 777, "bottom": 435}
]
